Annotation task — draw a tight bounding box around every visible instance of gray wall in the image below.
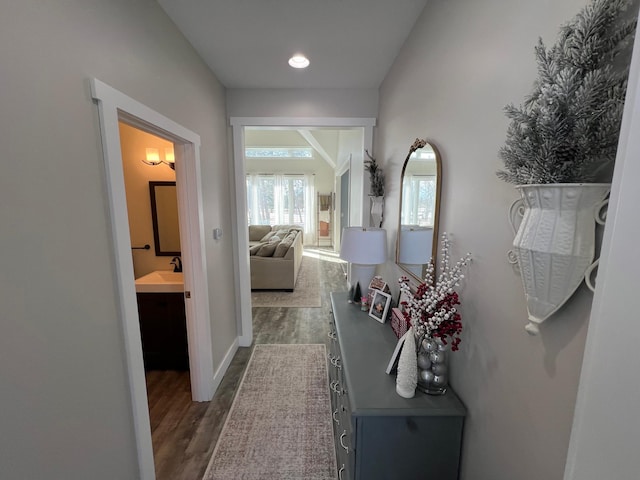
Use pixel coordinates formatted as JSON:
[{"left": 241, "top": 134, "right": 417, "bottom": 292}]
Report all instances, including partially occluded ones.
[
  {"left": 226, "top": 88, "right": 379, "bottom": 118},
  {"left": 0, "top": 1, "right": 235, "bottom": 479},
  {"left": 375, "top": 0, "right": 624, "bottom": 479}
]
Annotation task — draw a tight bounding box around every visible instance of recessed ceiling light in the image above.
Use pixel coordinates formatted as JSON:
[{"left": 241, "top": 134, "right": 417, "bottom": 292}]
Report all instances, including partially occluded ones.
[{"left": 288, "top": 55, "right": 310, "bottom": 69}]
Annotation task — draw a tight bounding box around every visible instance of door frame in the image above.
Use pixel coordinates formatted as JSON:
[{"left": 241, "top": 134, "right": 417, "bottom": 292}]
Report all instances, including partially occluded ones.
[
  {"left": 92, "top": 79, "right": 214, "bottom": 480},
  {"left": 229, "top": 116, "right": 375, "bottom": 346}
]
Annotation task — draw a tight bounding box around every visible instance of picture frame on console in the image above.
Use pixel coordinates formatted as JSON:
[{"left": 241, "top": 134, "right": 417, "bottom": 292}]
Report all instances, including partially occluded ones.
[
  {"left": 368, "top": 275, "right": 390, "bottom": 304},
  {"left": 369, "top": 290, "right": 391, "bottom": 323}
]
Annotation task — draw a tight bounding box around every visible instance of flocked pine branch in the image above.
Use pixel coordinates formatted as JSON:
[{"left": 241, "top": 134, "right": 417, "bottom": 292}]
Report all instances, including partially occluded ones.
[
  {"left": 364, "top": 150, "right": 385, "bottom": 196},
  {"left": 497, "top": 0, "right": 636, "bottom": 185}
]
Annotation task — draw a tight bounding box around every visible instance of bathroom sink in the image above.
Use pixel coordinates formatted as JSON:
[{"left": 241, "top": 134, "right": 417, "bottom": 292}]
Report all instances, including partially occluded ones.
[{"left": 135, "top": 270, "right": 184, "bottom": 293}]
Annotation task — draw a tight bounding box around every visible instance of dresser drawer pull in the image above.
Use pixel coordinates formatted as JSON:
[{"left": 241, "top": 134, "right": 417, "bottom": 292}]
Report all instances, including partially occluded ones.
[
  {"left": 331, "top": 382, "right": 342, "bottom": 394},
  {"left": 338, "top": 465, "right": 345, "bottom": 480},
  {"left": 339, "top": 431, "right": 349, "bottom": 453},
  {"left": 333, "top": 409, "right": 339, "bottom": 424},
  {"left": 331, "top": 356, "right": 341, "bottom": 368},
  {"left": 328, "top": 331, "right": 337, "bottom": 340}
]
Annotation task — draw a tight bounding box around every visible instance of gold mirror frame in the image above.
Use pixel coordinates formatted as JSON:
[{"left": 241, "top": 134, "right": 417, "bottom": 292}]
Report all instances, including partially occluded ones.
[{"left": 395, "top": 139, "right": 442, "bottom": 283}]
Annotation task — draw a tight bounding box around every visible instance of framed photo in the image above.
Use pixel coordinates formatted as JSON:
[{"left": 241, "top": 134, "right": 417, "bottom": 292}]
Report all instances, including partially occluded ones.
[
  {"left": 369, "top": 290, "right": 392, "bottom": 324},
  {"left": 386, "top": 330, "right": 410, "bottom": 374},
  {"left": 368, "top": 275, "right": 390, "bottom": 304}
]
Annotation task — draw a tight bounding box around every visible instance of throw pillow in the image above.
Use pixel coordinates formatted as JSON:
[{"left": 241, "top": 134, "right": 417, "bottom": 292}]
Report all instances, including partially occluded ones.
[
  {"left": 256, "top": 242, "right": 278, "bottom": 257},
  {"left": 273, "top": 233, "right": 296, "bottom": 257},
  {"left": 268, "top": 235, "right": 281, "bottom": 243},
  {"left": 260, "top": 231, "right": 276, "bottom": 242},
  {"left": 249, "top": 243, "right": 264, "bottom": 256}
]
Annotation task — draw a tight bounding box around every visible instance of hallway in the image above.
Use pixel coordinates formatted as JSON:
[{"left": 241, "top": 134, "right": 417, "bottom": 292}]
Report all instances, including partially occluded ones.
[{"left": 146, "top": 249, "right": 347, "bottom": 479}]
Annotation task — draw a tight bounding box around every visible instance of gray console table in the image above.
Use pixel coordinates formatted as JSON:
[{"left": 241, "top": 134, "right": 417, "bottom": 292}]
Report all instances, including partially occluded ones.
[{"left": 328, "top": 292, "right": 466, "bottom": 480}]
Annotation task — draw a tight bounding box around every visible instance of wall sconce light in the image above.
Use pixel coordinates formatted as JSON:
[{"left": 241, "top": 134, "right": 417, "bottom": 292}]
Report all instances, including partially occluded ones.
[{"left": 142, "top": 147, "right": 175, "bottom": 170}]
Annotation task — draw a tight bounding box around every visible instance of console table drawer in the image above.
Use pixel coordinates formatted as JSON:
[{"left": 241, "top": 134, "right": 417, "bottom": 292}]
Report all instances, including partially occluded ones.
[{"left": 328, "top": 292, "right": 466, "bottom": 480}]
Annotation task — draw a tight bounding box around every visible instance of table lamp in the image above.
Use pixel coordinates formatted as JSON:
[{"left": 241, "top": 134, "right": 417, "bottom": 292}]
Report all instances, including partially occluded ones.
[
  {"left": 340, "top": 227, "right": 387, "bottom": 299},
  {"left": 398, "top": 226, "right": 433, "bottom": 278}
]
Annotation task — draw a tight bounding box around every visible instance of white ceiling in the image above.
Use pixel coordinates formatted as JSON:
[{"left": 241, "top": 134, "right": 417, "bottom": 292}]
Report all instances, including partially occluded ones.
[{"left": 156, "top": 0, "right": 429, "bottom": 89}]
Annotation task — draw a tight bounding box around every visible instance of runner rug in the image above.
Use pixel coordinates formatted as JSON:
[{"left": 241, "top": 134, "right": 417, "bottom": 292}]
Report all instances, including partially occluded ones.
[
  {"left": 202, "top": 344, "right": 336, "bottom": 480},
  {"left": 251, "top": 255, "right": 321, "bottom": 308}
]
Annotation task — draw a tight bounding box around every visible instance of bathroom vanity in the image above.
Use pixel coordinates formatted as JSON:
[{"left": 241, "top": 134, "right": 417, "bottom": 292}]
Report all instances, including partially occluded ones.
[{"left": 135, "top": 271, "right": 188, "bottom": 370}]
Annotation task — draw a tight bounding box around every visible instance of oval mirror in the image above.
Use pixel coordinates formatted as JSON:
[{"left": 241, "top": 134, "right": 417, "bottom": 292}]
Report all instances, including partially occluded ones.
[{"left": 396, "top": 139, "right": 442, "bottom": 283}]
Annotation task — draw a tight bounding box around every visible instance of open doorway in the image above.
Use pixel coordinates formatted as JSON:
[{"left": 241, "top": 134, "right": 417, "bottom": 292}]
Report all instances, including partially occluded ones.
[
  {"left": 92, "top": 79, "right": 214, "bottom": 479},
  {"left": 229, "top": 117, "right": 375, "bottom": 347},
  {"left": 118, "top": 123, "right": 189, "bottom": 373}
]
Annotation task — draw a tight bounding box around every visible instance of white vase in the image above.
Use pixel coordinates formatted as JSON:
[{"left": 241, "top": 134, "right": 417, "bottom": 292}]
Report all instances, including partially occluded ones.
[
  {"left": 370, "top": 196, "right": 384, "bottom": 228},
  {"left": 511, "top": 183, "right": 609, "bottom": 334}
]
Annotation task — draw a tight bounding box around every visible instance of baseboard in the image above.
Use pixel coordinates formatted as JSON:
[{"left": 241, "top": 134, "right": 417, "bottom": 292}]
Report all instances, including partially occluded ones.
[
  {"left": 211, "top": 337, "right": 240, "bottom": 395},
  {"left": 238, "top": 333, "right": 253, "bottom": 347}
]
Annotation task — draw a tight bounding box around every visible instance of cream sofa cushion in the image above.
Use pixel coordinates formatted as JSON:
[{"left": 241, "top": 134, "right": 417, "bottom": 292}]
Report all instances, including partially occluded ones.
[
  {"left": 273, "top": 232, "right": 296, "bottom": 257},
  {"left": 249, "top": 225, "right": 272, "bottom": 242}
]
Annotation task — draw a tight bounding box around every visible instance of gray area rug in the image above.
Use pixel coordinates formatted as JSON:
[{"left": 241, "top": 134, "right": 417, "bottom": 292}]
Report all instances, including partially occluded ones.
[
  {"left": 251, "top": 255, "right": 321, "bottom": 307},
  {"left": 202, "top": 344, "right": 336, "bottom": 480}
]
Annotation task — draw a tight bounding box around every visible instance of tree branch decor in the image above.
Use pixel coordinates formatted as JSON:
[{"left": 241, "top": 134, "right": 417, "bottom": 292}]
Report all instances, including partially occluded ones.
[
  {"left": 399, "top": 233, "right": 472, "bottom": 351},
  {"left": 364, "top": 150, "right": 385, "bottom": 196},
  {"left": 497, "top": 0, "right": 637, "bottom": 185}
]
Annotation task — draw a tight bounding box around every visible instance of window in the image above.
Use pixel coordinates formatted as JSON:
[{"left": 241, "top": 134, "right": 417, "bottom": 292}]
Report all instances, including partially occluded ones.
[
  {"left": 401, "top": 175, "right": 436, "bottom": 227},
  {"left": 246, "top": 174, "right": 311, "bottom": 228},
  {"left": 245, "top": 147, "right": 313, "bottom": 159}
]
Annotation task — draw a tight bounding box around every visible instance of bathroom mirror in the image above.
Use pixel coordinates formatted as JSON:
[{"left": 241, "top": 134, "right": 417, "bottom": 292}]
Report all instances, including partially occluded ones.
[
  {"left": 396, "top": 139, "right": 441, "bottom": 283},
  {"left": 149, "top": 181, "right": 181, "bottom": 256}
]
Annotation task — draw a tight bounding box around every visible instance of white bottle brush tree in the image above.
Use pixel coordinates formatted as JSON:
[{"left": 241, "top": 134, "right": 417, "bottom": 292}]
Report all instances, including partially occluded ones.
[
  {"left": 396, "top": 327, "right": 418, "bottom": 399},
  {"left": 497, "top": 0, "right": 636, "bottom": 185}
]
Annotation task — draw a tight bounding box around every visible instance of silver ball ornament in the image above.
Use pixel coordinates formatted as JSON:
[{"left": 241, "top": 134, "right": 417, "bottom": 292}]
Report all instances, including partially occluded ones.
[
  {"left": 419, "top": 369, "right": 435, "bottom": 383},
  {"left": 417, "top": 354, "right": 432, "bottom": 370},
  {"left": 429, "top": 350, "right": 445, "bottom": 364},
  {"left": 432, "top": 363, "right": 447, "bottom": 376},
  {"left": 432, "top": 374, "right": 447, "bottom": 387},
  {"left": 422, "top": 339, "right": 437, "bottom": 352}
]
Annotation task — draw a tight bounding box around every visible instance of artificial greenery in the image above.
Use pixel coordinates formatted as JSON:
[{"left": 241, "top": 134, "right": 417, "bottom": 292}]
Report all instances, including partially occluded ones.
[
  {"left": 364, "top": 150, "right": 385, "bottom": 196},
  {"left": 497, "top": 0, "right": 637, "bottom": 185}
]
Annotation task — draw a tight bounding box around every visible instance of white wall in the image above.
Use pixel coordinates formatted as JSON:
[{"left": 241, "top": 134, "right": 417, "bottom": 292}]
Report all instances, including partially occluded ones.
[
  {"left": 563, "top": 17, "right": 640, "bottom": 478},
  {"left": 0, "top": 1, "right": 235, "bottom": 479},
  {"left": 375, "top": 1, "right": 629, "bottom": 479},
  {"left": 336, "top": 130, "right": 366, "bottom": 228}
]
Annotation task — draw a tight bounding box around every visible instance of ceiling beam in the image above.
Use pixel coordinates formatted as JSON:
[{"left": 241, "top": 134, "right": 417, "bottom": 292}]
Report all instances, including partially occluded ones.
[{"left": 297, "top": 129, "right": 336, "bottom": 169}]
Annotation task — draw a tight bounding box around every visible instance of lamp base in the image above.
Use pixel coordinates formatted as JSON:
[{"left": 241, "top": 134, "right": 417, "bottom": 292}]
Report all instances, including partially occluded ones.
[{"left": 349, "top": 264, "right": 377, "bottom": 300}]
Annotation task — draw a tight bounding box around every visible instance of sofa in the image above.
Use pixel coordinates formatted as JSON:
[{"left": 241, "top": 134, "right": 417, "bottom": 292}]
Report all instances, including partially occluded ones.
[{"left": 248, "top": 224, "right": 304, "bottom": 291}]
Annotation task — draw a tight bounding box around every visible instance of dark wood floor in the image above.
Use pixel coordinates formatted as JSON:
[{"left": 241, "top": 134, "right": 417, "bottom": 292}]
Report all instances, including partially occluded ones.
[{"left": 145, "top": 249, "right": 347, "bottom": 480}]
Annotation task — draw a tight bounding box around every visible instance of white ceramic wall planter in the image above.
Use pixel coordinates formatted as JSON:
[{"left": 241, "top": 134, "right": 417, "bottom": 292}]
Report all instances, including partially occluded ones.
[
  {"left": 370, "top": 196, "right": 384, "bottom": 228},
  {"left": 509, "top": 183, "right": 609, "bottom": 334}
]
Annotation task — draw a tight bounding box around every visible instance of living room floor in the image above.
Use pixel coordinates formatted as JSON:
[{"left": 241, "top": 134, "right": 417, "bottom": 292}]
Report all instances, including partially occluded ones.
[{"left": 146, "top": 247, "right": 347, "bottom": 480}]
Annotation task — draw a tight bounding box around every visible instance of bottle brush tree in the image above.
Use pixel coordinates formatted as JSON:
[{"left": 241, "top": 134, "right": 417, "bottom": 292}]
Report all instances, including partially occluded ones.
[
  {"left": 396, "top": 327, "right": 417, "bottom": 399},
  {"left": 497, "top": 0, "right": 637, "bottom": 185}
]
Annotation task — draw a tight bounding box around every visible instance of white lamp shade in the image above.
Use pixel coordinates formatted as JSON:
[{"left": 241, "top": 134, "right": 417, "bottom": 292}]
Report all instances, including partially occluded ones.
[
  {"left": 398, "top": 226, "right": 433, "bottom": 264},
  {"left": 340, "top": 227, "right": 387, "bottom": 265}
]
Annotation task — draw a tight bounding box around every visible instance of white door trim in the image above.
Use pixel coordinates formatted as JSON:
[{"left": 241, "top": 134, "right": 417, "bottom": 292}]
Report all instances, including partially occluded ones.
[
  {"left": 229, "top": 116, "right": 375, "bottom": 346},
  {"left": 91, "top": 79, "right": 214, "bottom": 480}
]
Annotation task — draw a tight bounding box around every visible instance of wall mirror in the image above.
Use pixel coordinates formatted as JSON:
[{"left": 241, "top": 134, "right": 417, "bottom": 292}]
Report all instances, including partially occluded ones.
[
  {"left": 149, "top": 181, "right": 181, "bottom": 256},
  {"left": 396, "top": 139, "right": 442, "bottom": 283}
]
